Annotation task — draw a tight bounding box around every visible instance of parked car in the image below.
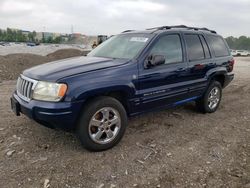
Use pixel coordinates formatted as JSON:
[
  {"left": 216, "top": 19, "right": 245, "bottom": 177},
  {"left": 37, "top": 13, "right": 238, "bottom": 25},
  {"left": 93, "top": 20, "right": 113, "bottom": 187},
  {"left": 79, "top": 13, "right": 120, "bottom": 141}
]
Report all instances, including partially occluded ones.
[
  {"left": 26, "top": 42, "right": 36, "bottom": 47},
  {"left": 230, "top": 49, "right": 237, "bottom": 56},
  {"left": 1, "top": 42, "right": 10, "bottom": 46},
  {"left": 236, "top": 50, "right": 249, "bottom": 56},
  {"left": 11, "top": 25, "right": 234, "bottom": 151}
]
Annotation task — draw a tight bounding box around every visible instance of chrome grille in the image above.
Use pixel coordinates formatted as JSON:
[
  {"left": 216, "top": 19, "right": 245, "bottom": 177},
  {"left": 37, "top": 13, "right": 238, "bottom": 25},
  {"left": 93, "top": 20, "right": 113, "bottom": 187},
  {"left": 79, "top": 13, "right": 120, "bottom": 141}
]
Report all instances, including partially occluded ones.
[{"left": 16, "top": 75, "right": 37, "bottom": 102}]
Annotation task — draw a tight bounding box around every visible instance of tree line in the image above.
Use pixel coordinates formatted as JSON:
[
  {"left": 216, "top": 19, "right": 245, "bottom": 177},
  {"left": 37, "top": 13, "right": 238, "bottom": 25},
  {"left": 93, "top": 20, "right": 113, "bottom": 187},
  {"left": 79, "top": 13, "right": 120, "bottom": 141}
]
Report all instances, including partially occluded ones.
[
  {"left": 225, "top": 36, "right": 250, "bottom": 50},
  {"left": 1, "top": 28, "right": 250, "bottom": 49},
  {"left": 0, "top": 28, "right": 62, "bottom": 43}
]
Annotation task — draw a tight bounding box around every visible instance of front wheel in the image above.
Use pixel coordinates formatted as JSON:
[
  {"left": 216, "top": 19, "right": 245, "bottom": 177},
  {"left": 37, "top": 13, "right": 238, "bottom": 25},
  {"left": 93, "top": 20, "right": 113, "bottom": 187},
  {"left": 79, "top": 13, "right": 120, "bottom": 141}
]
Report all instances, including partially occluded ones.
[
  {"left": 196, "top": 81, "right": 222, "bottom": 113},
  {"left": 77, "top": 97, "right": 127, "bottom": 151}
]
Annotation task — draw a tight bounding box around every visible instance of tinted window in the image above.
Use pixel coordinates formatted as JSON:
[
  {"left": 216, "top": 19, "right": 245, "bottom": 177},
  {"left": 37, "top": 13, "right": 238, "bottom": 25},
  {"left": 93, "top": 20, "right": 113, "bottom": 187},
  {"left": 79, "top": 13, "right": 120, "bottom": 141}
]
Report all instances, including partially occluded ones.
[
  {"left": 185, "top": 34, "right": 204, "bottom": 61},
  {"left": 208, "top": 35, "right": 229, "bottom": 57},
  {"left": 200, "top": 35, "right": 211, "bottom": 59},
  {"left": 150, "top": 34, "right": 183, "bottom": 64}
]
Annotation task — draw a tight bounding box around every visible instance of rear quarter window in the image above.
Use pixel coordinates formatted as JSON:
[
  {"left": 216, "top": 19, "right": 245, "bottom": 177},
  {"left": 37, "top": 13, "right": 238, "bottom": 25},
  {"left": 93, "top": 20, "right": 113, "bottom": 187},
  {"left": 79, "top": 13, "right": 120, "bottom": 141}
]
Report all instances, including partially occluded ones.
[{"left": 208, "top": 35, "right": 229, "bottom": 57}]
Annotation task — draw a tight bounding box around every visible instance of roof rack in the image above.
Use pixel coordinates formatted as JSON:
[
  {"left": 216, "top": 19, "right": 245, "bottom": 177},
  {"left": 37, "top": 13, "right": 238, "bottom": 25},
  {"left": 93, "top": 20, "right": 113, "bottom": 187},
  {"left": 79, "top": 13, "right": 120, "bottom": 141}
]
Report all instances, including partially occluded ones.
[
  {"left": 122, "top": 30, "right": 135, "bottom": 33},
  {"left": 147, "top": 25, "right": 217, "bottom": 34}
]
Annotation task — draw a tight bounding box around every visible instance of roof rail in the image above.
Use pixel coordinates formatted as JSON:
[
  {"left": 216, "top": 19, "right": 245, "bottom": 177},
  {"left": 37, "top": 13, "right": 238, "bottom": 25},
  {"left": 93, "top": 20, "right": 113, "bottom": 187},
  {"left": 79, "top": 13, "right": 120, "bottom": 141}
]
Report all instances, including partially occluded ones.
[
  {"left": 122, "top": 30, "right": 135, "bottom": 33},
  {"left": 147, "top": 25, "right": 217, "bottom": 34}
]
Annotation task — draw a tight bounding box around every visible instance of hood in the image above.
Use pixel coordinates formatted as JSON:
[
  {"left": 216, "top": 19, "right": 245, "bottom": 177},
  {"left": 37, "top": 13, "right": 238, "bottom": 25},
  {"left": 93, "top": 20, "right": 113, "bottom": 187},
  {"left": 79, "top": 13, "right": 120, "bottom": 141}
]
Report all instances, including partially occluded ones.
[{"left": 23, "top": 56, "right": 129, "bottom": 81}]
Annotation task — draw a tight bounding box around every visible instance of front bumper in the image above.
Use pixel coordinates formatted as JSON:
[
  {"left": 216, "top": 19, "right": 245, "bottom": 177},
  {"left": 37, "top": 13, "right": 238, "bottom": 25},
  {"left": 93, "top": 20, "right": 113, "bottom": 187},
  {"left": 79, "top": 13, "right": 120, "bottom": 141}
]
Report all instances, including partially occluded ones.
[{"left": 11, "top": 92, "right": 83, "bottom": 130}]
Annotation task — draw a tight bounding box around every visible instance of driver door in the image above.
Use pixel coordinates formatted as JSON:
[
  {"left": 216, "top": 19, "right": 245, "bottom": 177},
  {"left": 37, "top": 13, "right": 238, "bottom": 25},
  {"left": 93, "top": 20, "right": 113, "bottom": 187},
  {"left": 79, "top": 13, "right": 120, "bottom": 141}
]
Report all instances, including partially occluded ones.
[{"left": 137, "top": 33, "right": 190, "bottom": 111}]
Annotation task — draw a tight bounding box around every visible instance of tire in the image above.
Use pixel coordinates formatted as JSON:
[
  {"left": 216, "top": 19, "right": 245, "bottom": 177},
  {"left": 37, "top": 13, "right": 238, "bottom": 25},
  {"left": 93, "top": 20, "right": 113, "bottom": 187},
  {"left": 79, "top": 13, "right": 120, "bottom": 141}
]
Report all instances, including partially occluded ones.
[
  {"left": 77, "top": 96, "right": 127, "bottom": 151},
  {"left": 196, "top": 81, "right": 222, "bottom": 113}
]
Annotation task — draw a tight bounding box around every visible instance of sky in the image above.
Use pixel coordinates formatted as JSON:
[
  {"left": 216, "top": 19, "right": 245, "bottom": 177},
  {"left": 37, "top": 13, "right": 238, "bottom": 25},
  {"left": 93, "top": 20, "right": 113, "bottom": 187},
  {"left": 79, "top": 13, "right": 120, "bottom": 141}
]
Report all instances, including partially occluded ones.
[{"left": 0, "top": 0, "right": 249, "bottom": 37}]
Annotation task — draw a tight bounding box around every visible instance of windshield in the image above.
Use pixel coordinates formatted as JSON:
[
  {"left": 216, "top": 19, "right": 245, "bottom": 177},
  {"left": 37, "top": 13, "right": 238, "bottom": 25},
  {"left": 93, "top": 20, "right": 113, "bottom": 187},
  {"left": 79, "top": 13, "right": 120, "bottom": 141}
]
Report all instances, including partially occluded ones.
[{"left": 88, "top": 34, "right": 152, "bottom": 59}]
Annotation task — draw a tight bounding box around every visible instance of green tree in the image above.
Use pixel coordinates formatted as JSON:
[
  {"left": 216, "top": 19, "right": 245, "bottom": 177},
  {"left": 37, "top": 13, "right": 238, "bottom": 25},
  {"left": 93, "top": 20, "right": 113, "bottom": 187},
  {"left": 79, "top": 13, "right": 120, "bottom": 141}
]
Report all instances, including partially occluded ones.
[
  {"left": 12, "top": 30, "right": 17, "bottom": 42},
  {"left": 6, "top": 28, "right": 14, "bottom": 41},
  {"left": 16, "top": 30, "right": 23, "bottom": 42},
  {"left": 0, "top": 29, "right": 3, "bottom": 41},
  {"left": 225, "top": 36, "right": 250, "bottom": 50},
  {"left": 225, "top": 36, "right": 236, "bottom": 49},
  {"left": 32, "top": 31, "right": 36, "bottom": 42},
  {"left": 2, "top": 30, "right": 7, "bottom": 41},
  {"left": 53, "top": 36, "right": 62, "bottom": 44},
  {"left": 47, "top": 36, "right": 53, "bottom": 43},
  {"left": 28, "top": 32, "right": 33, "bottom": 42}
]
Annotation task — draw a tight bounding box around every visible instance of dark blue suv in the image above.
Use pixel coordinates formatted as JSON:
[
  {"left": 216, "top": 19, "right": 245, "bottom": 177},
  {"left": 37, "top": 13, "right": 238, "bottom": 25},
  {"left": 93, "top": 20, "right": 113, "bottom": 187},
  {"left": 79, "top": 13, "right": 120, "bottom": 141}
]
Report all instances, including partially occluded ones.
[{"left": 11, "top": 25, "right": 234, "bottom": 151}]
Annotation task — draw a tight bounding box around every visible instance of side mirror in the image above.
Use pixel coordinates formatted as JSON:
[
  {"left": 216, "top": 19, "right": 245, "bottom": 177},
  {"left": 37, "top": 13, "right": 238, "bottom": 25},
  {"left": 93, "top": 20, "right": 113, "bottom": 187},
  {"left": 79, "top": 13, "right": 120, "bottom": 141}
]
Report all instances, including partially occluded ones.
[{"left": 146, "top": 54, "right": 165, "bottom": 68}]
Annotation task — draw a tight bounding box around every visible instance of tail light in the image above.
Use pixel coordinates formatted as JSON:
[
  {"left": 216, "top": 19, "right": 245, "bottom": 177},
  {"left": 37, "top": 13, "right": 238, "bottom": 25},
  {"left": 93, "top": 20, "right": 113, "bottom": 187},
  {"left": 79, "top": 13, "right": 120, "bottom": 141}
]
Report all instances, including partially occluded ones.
[{"left": 228, "top": 59, "right": 235, "bottom": 72}]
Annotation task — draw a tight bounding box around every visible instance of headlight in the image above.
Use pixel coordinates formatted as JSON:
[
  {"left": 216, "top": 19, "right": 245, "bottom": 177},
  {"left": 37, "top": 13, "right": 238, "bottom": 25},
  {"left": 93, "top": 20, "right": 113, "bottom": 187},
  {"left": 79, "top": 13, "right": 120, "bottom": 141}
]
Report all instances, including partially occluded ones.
[{"left": 33, "top": 81, "right": 67, "bottom": 102}]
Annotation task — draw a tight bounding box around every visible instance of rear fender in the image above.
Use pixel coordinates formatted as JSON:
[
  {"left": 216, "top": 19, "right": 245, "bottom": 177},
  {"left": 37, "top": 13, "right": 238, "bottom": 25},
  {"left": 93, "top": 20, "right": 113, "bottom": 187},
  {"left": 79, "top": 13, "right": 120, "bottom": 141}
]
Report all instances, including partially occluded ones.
[{"left": 205, "top": 67, "right": 227, "bottom": 84}]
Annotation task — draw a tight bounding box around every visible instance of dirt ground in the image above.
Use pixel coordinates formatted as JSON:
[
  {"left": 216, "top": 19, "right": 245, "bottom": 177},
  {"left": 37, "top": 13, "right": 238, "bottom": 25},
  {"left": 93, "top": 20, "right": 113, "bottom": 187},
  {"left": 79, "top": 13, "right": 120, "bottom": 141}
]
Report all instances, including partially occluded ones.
[
  {"left": 0, "top": 49, "right": 89, "bottom": 81},
  {"left": 0, "top": 57, "right": 250, "bottom": 188}
]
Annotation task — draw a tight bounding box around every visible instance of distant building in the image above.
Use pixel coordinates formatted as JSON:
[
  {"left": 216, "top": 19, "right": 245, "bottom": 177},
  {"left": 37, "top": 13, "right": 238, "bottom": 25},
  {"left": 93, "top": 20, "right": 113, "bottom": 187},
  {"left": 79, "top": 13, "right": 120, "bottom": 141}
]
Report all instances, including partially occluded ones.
[
  {"left": 61, "top": 34, "right": 70, "bottom": 42},
  {"left": 35, "top": 32, "right": 43, "bottom": 41},
  {"left": 0, "top": 27, "right": 88, "bottom": 43},
  {"left": 21, "top": 30, "right": 30, "bottom": 36},
  {"left": 9, "top": 28, "right": 19, "bottom": 32},
  {"left": 53, "top": 33, "right": 61, "bottom": 38},
  {"left": 42, "top": 32, "right": 53, "bottom": 40},
  {"left": 70, "top": 33, "right": 86, "bottom": 39}
]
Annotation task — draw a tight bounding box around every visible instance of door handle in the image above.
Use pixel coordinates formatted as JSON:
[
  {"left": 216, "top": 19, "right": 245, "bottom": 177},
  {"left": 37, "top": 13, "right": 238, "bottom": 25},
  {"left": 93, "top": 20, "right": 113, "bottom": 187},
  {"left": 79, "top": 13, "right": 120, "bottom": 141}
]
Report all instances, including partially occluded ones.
[
  {"left": 175, "top": 68, "right": 186, "bottom": 72},
  {"left": 208, "top": 62, "right": 216, "bottom": 67}
]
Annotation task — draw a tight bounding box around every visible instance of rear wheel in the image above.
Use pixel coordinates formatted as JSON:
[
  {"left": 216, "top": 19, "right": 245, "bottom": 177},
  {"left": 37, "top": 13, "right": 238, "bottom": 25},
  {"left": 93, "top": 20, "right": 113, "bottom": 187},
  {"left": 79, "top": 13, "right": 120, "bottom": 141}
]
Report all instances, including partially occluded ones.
[
  {"left": 77, "top": 97, "right": 127, "bottom": 151},
  {"left": 196, "top": 81, "right": 222, "bottom": 113}
]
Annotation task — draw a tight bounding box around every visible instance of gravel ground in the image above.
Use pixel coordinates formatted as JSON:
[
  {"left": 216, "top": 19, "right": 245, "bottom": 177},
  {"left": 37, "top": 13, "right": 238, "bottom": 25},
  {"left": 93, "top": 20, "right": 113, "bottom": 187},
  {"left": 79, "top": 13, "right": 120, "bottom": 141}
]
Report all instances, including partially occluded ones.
[{"left": 0, "top": 57, "right": 250, "bottom": 188}]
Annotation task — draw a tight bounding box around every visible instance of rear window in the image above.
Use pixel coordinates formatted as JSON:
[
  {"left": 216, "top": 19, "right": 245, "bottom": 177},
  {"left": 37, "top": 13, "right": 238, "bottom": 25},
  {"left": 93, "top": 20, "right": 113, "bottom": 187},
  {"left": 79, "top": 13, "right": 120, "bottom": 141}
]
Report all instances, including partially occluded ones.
[
  {"left": 208, "top": 35, "right": 229, "bottom": 57},
  {"left": 185, "top": 34, "right": 204, "bottom": 61}
]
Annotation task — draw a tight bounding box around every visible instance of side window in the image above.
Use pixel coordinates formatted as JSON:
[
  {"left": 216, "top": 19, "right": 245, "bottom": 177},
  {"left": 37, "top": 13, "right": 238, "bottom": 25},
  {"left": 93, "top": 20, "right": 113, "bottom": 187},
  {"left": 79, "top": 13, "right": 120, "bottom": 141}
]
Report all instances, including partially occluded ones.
[
  {"left": 208, "top": 35, "right": 229, "bottom": 57},
  {"left": 150, "top": 34, "right": 183, "bottom": 64},
  {"left": 185, "top": 34, "right": 204, "bottom": 61},
  {"left": 200, "top": 35, "right": 211, "bottom": 59}
]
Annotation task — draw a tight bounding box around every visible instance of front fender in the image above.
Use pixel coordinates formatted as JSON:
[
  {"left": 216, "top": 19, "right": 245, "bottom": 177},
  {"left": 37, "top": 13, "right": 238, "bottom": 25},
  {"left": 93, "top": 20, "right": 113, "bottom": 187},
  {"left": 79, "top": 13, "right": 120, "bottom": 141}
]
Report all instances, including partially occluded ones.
[
  {"left": 74, "top": 84, "right": 136, "bottom": 102},
  {"left": 59, "top": 62, "right": 138, "bottom": 102}
]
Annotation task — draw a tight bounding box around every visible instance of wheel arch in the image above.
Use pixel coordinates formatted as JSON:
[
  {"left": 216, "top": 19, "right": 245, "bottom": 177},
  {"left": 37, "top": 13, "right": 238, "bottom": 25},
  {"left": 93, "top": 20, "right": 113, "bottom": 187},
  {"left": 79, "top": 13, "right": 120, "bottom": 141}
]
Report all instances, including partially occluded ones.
[
  {"left": 212, "top": 74, "right": 225, "bottom": 88},
  {"left": 206, "top": 68, "right": 227, "bottom": 88},
  {"left": 77, "top": 86, "right": 134, "bottom": 114}
]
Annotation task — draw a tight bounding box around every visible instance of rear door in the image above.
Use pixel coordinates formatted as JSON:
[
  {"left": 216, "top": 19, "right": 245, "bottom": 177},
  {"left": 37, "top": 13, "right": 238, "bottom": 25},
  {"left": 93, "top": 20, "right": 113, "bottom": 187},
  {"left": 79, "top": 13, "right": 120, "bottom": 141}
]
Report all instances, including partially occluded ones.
[{"left": 183, "top": 33, "right": 214, "bottom": 97}]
